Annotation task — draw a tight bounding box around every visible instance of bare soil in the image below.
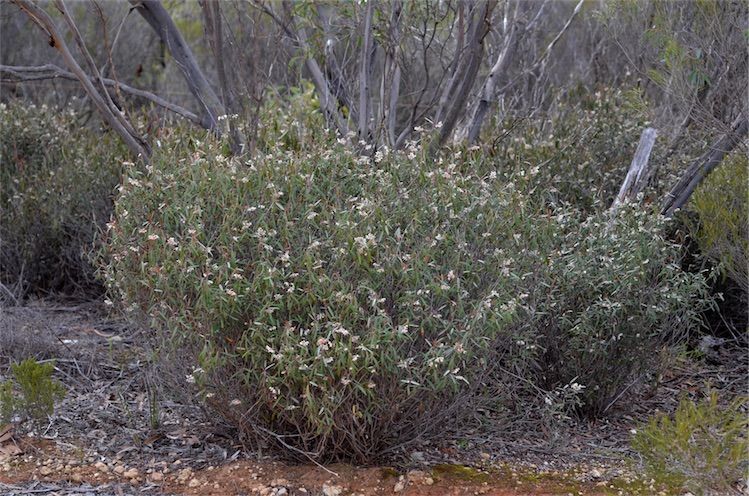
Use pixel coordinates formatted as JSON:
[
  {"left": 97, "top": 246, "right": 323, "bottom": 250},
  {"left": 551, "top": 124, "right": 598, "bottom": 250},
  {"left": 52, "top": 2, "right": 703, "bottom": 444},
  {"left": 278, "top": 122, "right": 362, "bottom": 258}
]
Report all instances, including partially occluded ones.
[{"left": 1, "top": 300, "right": 746, "bottom": 496}]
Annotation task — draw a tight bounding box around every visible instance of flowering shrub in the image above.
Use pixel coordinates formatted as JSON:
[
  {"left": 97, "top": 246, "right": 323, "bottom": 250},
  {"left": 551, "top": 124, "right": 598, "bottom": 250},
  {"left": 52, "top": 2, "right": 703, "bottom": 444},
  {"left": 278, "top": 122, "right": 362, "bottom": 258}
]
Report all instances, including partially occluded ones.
[
  {"left": 104, "top": 128, "right": 710, "bottom": 460},
  {"left": 520, "top": 208, "right": 711, "bottom": 416},
  {"left": 485, "top": 89, "right": 650, "bottom": 212},
  {"left": 0, "top": 102, "right": 126, "bottom": 296}
]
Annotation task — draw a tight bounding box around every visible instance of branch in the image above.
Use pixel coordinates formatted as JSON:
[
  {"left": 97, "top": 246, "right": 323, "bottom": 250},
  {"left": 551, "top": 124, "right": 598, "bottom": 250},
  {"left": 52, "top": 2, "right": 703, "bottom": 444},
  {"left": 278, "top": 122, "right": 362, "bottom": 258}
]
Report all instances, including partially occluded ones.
[
  {"left": 0, "top": 64, "right": 201, "bottom": 124},
  {"left": 254, "top": 0, "right": 348, "bottom": 136},
  {"left": 493, "top": 0, "right": 585, "bottom": 98},
  {"left": 11, "top": 0, "right": 150, "bottom": 159}
]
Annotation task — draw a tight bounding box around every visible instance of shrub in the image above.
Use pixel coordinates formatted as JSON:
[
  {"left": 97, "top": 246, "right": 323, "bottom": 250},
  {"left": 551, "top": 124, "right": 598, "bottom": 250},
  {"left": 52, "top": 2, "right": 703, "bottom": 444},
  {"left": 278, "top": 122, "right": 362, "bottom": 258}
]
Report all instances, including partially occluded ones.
[
  {"left": 522, "top": 208, "right": 712, "bottom": 416},
  {"left": 104, "top": 129, "right": 710, "bottom": 461},
  {"left": 632, "top": 391, "right": 749, "bottom": 495},
  {"left": 0, "top": 101, "right": 126, "bottom": 297},
  {"left": 689, "top": 153, "right": 748, "bottom": 293},
  {"left": 484, "top": 88, "right": 651, "bottom": 213},
  {"left": 0, "top": 358, "right": 66, "bottom": 424},
  {"left": 255, "top": 81, "right": 328, "bottom": 153}
]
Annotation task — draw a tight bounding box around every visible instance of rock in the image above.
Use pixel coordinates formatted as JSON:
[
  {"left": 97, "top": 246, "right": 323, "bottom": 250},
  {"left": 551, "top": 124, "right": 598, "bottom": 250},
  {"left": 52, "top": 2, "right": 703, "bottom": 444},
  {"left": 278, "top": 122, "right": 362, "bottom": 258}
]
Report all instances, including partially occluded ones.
[
  {"left": 393, "top": 478, "right": 406, "bottom": 492},
  {"left": 424, "top": 477, "right": 434, "bottom": 486},
  {"left": 113, "top": 465, "right": 126, "bottom": 475},
  {"left": 275, "top": 488, "right": 288, "bottom": 496},
  {"left": 94, "top": 461, "right": 109, "bottom": 473},
  {"left": 39, "top": 466, "right": 53, "bottom": 476},
  {"left": 590, "top": 468, "right": 602, "bottom": 479},
  {"left": 188, "top": 478, "right": 201, "bottom": 488},
  {"left": 480, "top": 452, "right": 491, "bottom": 461},
  {"left": 123, "top": 467, "right": 139, "bottom": 479},
  {"left": 322, "top": 484, "right": 343, "bottom": 496},
  {"left": 271, "top": 478, "right": 289, "bottom": 487},
  {"left": 406, "top": 470, "right": 429, "bottom": 484},
  {"left": 176, "top": 468, "right": 193, "bottom": 483},
  {"left": 150, "top": 471, "right": 164, "bottom": 482}
]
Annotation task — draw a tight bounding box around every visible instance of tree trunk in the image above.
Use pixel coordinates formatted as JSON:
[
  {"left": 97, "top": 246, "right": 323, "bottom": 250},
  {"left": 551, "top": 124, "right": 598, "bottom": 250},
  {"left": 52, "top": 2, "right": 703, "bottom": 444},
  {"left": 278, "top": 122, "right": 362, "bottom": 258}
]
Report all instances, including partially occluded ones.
[
  {"left": 466, "top": 22, "right": 519, "bottom": 144},
  {"left": 662, "top": 117, "right": 748, "bottom": 217},
  {"left": 358, "top": 0, "right": 375, "bottom": 140},
  {"left": 129, "top": 0, "right": 225, "bottom": 133},
  {"left": 429, "top": 0, "right": 497, "bottom": 157}
]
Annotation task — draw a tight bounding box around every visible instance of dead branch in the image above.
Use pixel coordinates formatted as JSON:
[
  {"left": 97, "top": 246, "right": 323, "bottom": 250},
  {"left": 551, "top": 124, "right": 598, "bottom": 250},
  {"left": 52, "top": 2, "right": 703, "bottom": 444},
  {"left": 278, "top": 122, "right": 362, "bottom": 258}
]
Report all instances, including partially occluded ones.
[
  {"left": 10, "top": 0, "right": 150, "bottom": 159},
  {"left": 662, "top": 116, "right": 748, "bottom": 217},
  {"left": 1, "top": 64, "right": 201, "bottom": 125},
  {"left": 610, "top": 127, "right": 658, "bottom": 215}
]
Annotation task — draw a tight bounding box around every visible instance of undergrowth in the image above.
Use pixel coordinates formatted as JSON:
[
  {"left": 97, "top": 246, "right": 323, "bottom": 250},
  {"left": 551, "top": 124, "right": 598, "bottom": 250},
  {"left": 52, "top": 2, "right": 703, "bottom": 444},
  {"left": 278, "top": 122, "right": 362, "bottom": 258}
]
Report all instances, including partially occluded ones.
[
  {"left": 633, "top": 391, "right": 749, "bottom": 495},
  {"left": 0, "top": 358, "right": 66, "bottom": 425},
  {"left": 0, "top": 101, "right": 126, "bottom": 298}
]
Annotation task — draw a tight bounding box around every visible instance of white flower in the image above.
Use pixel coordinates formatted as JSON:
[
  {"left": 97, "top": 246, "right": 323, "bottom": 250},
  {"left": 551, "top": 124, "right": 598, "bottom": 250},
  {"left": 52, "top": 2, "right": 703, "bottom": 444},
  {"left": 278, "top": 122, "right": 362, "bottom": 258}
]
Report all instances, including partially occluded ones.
[
  {"left": 332, "top": 324, "right": 350, "bottom": 336},
  {"left": 147, "top": 234, "right": 159, "bottom": 241},
  {"left": 230, "top": 399, "right": 242, "bottom": 406},
  {"left": 570, "top": 382, "right": 585, "bottom": 393}
]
